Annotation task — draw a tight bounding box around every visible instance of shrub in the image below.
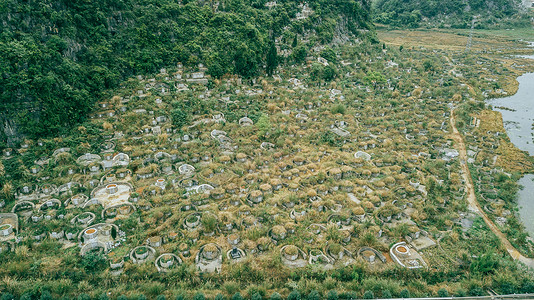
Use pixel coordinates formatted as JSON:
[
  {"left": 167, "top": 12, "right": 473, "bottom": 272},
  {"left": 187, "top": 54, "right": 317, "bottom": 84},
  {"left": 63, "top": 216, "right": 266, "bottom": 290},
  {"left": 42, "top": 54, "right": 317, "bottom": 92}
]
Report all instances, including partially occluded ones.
[
  {"left": 468, "top": 286, "right": 484, "bottom": 296},
  {"left": 251, "top": 293, "right": 262, "bottom": 300},
  {"left": 233, "top": 293, "right": 244, "bottom": 300},
  {"left": 78, "top": 294, "right": 91, "bottom": 300},
  {"left": 287, "top": 290, "right": 301, "bottom": 300},
  {"left": 400, "top": 289, "right": 410, "bottom": 298},
  {"left": 1, "top": 293, "right": 14, "bottom": 300},
  {"left": 20, "top": 293, "right": 33, "bottom": 300},
  {"left": 381, "top": 290, "right": 392, "bottom": 299},
  {"left": 363, "top": 291, "right": 374, "bottom": 299},
  {"left": 96, "top": 293, "right": 109, "bottom": 300},
  {"left": 194, "top": 293, "right": 206, "bottom": 300},
  {"left": 270, "top": 293, "right": 282, "bottom": 300},
  {"left": 454, "top": 289, "right": 466, "bottom": 297},
  {"left": 307, "top": 290, "right": 320, "bottom": 300},
  {"left": 330, "top": 104, "right": 346, "bottom": 115},
  {"left": 437, "top": 289, "right": 448, "bottom": 297},
  {"left": 40, "top": 291, "right": 53, "bottom": 300},
  {"left": 326, "top": 290, "right": 337, "bottom": 300}
]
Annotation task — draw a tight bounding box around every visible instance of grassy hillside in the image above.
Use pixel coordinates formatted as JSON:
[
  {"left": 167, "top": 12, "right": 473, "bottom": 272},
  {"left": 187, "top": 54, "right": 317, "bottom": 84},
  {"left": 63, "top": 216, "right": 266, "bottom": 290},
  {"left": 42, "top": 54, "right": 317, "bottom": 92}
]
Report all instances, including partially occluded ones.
[{"left": 0, "top": 0, "right": 374, "bottom": 143}]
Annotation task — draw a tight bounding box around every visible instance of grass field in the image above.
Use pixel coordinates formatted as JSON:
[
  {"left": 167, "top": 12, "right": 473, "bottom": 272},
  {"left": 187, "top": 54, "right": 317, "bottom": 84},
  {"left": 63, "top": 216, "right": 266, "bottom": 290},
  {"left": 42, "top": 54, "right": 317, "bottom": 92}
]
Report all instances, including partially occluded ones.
[{"left": 378, "top": 27, "right": 534, "bottom": 52}]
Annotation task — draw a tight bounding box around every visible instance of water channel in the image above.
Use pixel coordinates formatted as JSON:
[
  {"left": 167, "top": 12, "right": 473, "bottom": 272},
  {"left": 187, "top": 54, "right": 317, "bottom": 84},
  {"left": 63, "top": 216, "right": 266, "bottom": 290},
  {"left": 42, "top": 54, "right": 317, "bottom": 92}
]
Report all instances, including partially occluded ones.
[{"left": 487, "top": 69, "right": 534, "bottom": 237}]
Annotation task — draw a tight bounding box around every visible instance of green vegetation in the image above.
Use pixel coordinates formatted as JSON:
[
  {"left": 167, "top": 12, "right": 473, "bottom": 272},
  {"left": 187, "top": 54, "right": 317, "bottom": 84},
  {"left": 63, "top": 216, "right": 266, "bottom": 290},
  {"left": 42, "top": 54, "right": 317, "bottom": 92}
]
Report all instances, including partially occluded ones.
[
  {"left": 2, "top": 0, "right": 534, "bottom": 296},
  {"left": 373, "top": 0, "right": 531, "bottom": 28},
  {"left": 0, "top": 0, "right": 374, "bottom": 143}
]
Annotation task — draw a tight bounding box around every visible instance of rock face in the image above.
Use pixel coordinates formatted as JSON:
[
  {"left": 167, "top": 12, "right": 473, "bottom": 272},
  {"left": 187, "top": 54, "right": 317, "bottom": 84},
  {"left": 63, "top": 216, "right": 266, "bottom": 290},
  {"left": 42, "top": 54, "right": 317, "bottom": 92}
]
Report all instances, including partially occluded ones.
[{"left": 2, "top": 118, "right": 22, "bottom": 147}]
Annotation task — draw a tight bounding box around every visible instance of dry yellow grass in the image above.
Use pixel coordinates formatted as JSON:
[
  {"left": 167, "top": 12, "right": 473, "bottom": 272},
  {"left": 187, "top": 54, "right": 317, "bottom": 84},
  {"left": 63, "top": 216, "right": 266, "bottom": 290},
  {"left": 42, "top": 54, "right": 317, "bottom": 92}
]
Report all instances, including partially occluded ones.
[
  {"left": 473, "top": 110, "right": 533, "bottom": 172},
  {"left": 473, "top": 110, "right": 505, "bottom": 134},
  {"left": 378, "top": 30, "right": 512, "bottom": 51},
  {"left": 496, "top": 141, "right": 533, "bottom": 173}
]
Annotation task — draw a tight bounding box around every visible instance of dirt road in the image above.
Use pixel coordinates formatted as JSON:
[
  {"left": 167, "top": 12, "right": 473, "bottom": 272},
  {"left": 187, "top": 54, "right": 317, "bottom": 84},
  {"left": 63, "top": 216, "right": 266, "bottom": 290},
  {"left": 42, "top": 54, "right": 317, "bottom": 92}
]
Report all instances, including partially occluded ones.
[{"left": 450, "top": 108, "right": 534, "bottom": 268}]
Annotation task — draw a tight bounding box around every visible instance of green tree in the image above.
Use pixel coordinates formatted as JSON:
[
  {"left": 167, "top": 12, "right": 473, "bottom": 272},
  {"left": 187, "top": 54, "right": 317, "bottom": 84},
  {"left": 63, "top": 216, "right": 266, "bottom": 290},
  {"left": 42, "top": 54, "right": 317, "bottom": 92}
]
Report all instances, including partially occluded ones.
[
  {"left": 81, "top": 251, "right": 106, "bottom": 271},
  {"left": 292, "top": 46, "right": 307, "bottom": 64},
  {"left": 171, "top": 109, "right": 190, "bottom": 129},
  {"left": 320, "top": 47, "right": 337, "bottom": 63},
  {"left": 322, "top": 65, "right": 337, "bottom": 81},
  {"left": 256, "top": 114, "right": 271, "bottom": 139},
  {"left": 470, "top": 251, "right": 499, "bottom": 275},
  {"left": 363, "top": 72, "right": 386, "bottom": 89},
  {"left": 266, "top": 40, "right": 278, "bottom": 76}
]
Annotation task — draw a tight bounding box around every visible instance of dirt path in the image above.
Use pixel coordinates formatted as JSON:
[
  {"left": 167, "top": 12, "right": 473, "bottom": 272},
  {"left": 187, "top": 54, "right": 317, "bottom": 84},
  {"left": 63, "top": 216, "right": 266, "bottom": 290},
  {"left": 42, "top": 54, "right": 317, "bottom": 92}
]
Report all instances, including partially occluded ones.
[{"left": 450, "top": 108, "right": 534, "bottom": 268}]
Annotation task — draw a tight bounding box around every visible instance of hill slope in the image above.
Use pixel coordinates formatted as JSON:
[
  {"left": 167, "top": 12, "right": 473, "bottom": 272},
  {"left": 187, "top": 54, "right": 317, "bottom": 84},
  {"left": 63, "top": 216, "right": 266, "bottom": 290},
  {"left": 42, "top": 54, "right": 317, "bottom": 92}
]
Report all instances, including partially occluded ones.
[
  {"left": 373, "top": 0, "right": 529, "bottom": 28},
  {"left": 0, "top": 0, "right": 373, "bottom": 144}
]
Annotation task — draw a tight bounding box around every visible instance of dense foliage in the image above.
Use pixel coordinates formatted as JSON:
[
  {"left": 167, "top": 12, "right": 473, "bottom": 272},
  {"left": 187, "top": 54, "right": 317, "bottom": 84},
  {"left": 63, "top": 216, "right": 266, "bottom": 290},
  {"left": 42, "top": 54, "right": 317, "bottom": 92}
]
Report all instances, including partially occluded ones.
[
  {"left": 373, "top": 0, "right": 530, "bottom": 28},
  {"left": 0, "top": 0, "right": 374, "bottom": 142}
]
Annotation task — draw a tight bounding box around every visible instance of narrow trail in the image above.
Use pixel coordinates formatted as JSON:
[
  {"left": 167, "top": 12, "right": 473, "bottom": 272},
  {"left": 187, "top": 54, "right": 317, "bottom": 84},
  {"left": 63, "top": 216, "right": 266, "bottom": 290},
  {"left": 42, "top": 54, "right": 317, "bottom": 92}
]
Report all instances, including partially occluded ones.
[{"left": 450, "top": 108, "right": 534, "bottom": 269}]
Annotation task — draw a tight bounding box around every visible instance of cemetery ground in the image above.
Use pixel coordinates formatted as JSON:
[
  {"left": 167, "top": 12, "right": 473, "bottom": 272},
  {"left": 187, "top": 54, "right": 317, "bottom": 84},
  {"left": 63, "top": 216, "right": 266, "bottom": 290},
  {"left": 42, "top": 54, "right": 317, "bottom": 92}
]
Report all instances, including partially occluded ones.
[{"left": 1, "top": 28, "right": 534, "bottom": 299}]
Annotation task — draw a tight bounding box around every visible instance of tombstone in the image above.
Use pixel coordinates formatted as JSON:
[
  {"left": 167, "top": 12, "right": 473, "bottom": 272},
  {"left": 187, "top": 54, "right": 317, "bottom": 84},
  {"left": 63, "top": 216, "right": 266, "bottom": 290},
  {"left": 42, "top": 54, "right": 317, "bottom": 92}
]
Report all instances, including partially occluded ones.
[{"left": 230, "top": 247, "right": 242, "bottom": 259}]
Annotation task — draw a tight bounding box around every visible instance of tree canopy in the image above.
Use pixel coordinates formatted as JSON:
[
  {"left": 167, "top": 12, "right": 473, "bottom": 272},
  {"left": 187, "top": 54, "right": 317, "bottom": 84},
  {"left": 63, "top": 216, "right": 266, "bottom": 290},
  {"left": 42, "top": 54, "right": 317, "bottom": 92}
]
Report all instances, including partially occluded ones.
[{"left": 0, "top": 0, "right": 374, "bottom": 142}]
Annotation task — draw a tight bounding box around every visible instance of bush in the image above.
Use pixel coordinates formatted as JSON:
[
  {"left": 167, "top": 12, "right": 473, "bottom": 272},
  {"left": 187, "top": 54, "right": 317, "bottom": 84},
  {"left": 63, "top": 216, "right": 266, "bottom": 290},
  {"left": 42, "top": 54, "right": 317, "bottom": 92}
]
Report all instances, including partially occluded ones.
[
  {"left": 454, "top": 289, "right": 466, "bottom": 297},
  {"left": 78, "top": 294, "right": 91, "bottom": 300},
  {"left": 307, "top": 290, "right": 320, "bottom": 300},
  {"left": 400, "top": 289, "right": 410, "bottom": 298},
  {"left": 233, "top": 293, "right": 244, "bottom": 300},
  {"left": 326, "top": 290, "right": 338, "bottom": 300},
  {"left": 1, "top": 293, "right": 14, "bottom": 300},
  {"left": 381, "top": 290, "right": 392, "bottom": 299},
  {"left": 287, "top": 291, "right": 301, "bottom": 300},
  {"left": 40, "top": 291, "right": 53, "bottom": 300},
  {"left": 194, "top": 293, "right": 206, "bottom": 300},
  {"left": 20, "top": 293, "right": 33, "bottom": 300},
  {"left": 468, "top": 286, "right": 484, "bottom": 297},
  {"left": 270, "top": 293, "right": 282, "bottom": 300},
  {"left": 171, "top": 109, "right": 190, "bottom": 129},
  {"left": 157, "top": 295, "right": 166, "bottom": 300},
  {"left": 330, "top": 104, "right": 346, "bottom": 115},
  {"left": 363, "top": 291, "right": 374, "bottom": 299},
  {"left": 437, "top": 288, "right": 449, "bottom": 297},
  {"left": 81, "top": 251, "right": 107, "bottom": 271},
  {"left": 251, "top": 293, "right": 262, "bottom": 300},
  {"left": 98, "top": 293, "right": 109, "bottom": 300}
]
